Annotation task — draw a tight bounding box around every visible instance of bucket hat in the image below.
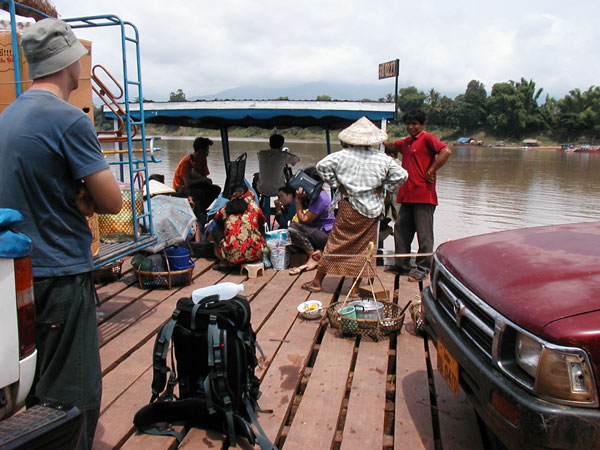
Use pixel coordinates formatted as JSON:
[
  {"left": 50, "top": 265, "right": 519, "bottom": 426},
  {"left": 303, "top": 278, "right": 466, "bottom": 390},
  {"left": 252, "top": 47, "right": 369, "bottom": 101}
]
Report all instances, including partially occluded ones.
[
  {"left": 338, "top": 116, "right": 388, "bottom": 146},
  {"left": 21, "top": 18, "right": 88, "bottom": 79}
]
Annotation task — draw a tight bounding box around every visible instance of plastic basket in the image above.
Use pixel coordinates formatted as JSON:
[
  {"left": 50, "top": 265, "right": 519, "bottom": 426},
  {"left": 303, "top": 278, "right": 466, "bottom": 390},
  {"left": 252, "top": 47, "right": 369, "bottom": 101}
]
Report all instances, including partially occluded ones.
[{"left": 135, "top": 266, "right": 193, "bottom": 290}]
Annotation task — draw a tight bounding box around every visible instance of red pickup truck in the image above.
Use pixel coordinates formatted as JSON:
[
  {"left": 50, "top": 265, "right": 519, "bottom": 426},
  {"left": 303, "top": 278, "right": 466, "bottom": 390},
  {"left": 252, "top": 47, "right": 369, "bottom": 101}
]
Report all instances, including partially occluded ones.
[{"left": 423, "top": 221, "right": 600, "bottom": 449}]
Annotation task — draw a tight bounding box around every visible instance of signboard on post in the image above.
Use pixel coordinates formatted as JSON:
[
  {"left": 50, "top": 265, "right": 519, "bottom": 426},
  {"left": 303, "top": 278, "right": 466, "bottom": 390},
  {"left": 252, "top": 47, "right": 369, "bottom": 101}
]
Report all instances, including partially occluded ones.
[
  {"left": 378, "top": 58, "right": 400, "bottom": 120},
  {"left": 378, "top": 59, "right": 398, "bottom": 80}
]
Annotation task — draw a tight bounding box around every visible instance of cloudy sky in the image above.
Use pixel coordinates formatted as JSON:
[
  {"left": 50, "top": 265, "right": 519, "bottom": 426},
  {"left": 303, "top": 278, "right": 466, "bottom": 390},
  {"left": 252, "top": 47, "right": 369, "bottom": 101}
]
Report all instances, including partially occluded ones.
[{"left": 6, "top": 0, "right": 600, "bottom": 101}]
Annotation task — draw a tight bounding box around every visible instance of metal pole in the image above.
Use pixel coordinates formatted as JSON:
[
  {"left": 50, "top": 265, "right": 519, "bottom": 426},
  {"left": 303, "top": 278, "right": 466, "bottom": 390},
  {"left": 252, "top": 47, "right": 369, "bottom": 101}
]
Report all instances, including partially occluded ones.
[
  {"left": 220, "top": 126, "right": 231, "bottom": 167},
  {"left": 394, "top": 58, "right": 399, "bottom": 121},
  {"left": 8, "top": 0, "right": 22, "bottom": 98}
]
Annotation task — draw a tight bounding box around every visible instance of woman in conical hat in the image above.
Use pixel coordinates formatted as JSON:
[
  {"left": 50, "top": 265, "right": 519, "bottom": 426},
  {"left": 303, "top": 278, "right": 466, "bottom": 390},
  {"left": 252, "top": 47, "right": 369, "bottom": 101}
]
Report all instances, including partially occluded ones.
[{"left": 301, "top": 117, "right": 408, "bottom": 295}]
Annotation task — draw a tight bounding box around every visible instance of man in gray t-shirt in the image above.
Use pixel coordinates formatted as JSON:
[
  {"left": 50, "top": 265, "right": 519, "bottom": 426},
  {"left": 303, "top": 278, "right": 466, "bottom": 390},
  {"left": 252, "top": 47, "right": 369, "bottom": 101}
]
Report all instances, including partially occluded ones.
[
  {"left": 257, "top": 133, "right": 299, "bottom": 197},
  {"left": 0, "top": 19, "right": 121, "bottom": 450}
]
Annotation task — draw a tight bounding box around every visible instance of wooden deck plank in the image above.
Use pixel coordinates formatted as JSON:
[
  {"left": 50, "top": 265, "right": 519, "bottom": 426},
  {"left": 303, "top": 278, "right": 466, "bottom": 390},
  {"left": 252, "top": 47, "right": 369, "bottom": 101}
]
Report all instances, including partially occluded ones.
[
  {"left": 340, "top": 338, "right": 389, "bottom": 450},
  {"left": 96, "top": 272, "right": 138, "bottom": 305},
  {"left": 100, "top": 338, "right": 154, "bottom": 415},
  {"left": 243, "top": 277, "right": 340, "bottom": 446},
  {"left": 249, "top": 269, "right": 301, "bottom": 331},
  {"left": 94, "top": 367, "right": 154, "bottom": 449},
  {"left": 281, "top": 326, "right": 355, "bottom": 449},
  {"left": 254, "top": 271, "right": 315, "bottom": 378},
  {"left": 394, "top": 278, "right": 435, "bottom": 450},
  {"left": 120, "top": 431, "right": 181, "bottom": 450}
]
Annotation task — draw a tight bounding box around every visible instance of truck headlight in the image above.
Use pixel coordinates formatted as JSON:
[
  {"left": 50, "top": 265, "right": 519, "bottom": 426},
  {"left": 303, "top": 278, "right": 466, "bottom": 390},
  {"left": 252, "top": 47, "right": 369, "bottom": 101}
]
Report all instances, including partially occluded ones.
[
  {"left": 514, "top": 332, "right": 597, "bottom": 405},
  {"left": 536, "top": 346, "right": 596, "bottom": 405},
  {"left": 515, "top": 333, "right": 542, "bottom": 378}
]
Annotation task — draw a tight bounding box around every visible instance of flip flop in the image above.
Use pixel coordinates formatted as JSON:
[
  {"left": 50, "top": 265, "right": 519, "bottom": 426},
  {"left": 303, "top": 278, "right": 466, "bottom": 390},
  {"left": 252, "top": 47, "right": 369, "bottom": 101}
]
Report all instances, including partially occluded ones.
[
  {"left": 301, "top": 281, "right": 322, "bottom": 293},
  {"left": 289, "top": 264, "right": 308, "bottom": 275}
]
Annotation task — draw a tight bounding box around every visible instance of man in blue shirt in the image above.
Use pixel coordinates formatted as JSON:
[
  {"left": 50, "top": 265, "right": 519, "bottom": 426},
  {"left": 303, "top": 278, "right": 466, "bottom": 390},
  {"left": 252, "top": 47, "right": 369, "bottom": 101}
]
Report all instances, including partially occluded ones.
[{"left": 0, "top": 19, "right": 122, "bottom": 449}]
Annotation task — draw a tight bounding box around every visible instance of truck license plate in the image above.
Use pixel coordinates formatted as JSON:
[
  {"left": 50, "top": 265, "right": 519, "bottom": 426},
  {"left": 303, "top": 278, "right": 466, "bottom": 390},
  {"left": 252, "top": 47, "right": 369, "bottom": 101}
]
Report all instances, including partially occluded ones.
[{"left": 437, "top": 340, "right": 459, "bottom": 397}]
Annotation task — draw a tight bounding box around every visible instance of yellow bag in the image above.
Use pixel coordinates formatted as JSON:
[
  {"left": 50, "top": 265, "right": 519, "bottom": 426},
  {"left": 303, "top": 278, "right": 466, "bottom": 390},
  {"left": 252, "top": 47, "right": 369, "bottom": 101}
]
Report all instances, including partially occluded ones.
[{"left": 291, "top": 209, "right": 308, "bottom": 223}]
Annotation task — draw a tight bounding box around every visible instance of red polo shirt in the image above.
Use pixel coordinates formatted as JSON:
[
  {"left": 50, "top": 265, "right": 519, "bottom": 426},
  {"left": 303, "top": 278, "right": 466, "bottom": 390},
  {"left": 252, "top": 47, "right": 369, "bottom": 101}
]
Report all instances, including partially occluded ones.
[
  {"left": 393, "top": 131, "right": 448, "bottom": 205},
  {"left": 172, "top": 154, "right": 209, "bottom": 189}
]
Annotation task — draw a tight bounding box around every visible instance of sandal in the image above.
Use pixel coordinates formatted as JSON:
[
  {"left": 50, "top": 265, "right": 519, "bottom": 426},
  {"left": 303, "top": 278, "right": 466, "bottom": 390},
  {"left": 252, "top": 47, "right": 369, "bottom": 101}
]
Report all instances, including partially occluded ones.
[
  {"left": 289, "top": 260, "right": 319, "bottom": 275},
  {"left": 289, "top": 264, "right": 308, "bottom": 275},
  {"left": 301, "top": 281, "right": 322, "bottom": 293}
]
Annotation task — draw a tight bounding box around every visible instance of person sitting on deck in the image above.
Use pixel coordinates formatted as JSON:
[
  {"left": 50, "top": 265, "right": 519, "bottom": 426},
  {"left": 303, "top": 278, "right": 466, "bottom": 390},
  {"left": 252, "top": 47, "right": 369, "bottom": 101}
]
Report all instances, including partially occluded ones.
[
  {"left": 210, "top": 185, "right": 266, "bottom": 269},
  {"left": 287, "top": 166, "right": 335, "bottom": 275},
  {"left": 273, "top": 185, "right": 296, "bottom": 229},
  {"left": 255, "top": 134, "right": 299, "bottom": 205},
  {"left": 173, "top": 137, "right": 221, "bottom": 219}
]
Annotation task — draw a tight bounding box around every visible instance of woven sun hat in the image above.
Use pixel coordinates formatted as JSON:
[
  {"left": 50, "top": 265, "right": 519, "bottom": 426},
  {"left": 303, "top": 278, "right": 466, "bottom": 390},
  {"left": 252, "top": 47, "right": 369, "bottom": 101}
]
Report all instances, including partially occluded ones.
[
  {"left": 338, "top": 116, "right": 388, "bottom": 147},
  {"left": 21, "top": 18, "right": 88, "bottom": 79},
  {"left": 143, "top": 179, "right": 176, "bottom": 197}
]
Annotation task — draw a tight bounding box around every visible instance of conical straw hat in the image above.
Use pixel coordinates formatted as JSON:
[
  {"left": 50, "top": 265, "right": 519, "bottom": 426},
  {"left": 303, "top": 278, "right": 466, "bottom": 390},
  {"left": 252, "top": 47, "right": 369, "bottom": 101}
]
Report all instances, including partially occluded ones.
[{"left": 338, "top": 116, "right": 388, "bottom": 146}]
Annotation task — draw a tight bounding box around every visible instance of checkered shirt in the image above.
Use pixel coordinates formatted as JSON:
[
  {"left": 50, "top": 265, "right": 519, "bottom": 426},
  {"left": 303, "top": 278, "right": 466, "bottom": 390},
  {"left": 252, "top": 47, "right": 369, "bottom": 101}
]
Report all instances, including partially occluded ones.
[{"left": 316, "top": 147, "right": 408, "bottom": 218}]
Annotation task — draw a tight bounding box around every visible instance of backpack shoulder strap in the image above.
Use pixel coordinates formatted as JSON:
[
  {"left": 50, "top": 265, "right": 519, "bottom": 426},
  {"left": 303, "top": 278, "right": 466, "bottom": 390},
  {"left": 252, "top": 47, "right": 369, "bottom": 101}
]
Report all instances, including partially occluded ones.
[
  {"left": 151, "top": 309, "right": 180, "bottom": 402},
  {"left": 243, "top": 400, "right": 279, "bottom": 450}
]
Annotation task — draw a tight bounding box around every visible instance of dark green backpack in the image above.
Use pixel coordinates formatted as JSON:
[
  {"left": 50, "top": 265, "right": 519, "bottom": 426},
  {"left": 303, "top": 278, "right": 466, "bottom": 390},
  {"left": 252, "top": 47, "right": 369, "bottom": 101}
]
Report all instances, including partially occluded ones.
[{"left": 133, "top": 294, "right": 276, "bottom": 449}]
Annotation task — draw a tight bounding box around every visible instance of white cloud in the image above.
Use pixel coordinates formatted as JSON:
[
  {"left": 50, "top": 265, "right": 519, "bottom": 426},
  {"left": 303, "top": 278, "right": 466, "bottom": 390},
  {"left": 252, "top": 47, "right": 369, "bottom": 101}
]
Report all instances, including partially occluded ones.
[{"left": 5, "top": 0, "right": 600, "bottom": 100}]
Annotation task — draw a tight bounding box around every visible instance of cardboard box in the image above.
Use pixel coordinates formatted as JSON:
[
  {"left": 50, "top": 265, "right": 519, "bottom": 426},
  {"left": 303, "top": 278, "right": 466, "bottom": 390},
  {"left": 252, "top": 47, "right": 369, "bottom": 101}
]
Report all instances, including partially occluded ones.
[
  {"left": 0, "top": 32, "right": 93, "bottom": 122},
  {"left": 358, "top": 286, "right": 390, "bottom": 301},
  {"left": 0, "top": 32, "right": 23, "bottom": 114}
]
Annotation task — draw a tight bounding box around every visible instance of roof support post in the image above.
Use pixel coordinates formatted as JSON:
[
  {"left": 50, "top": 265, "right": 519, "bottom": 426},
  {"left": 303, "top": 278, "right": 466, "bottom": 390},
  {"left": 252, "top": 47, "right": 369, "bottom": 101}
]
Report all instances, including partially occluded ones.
[
  {"left": 325, "top": 128, "right": 331, "bottom": 155},
  {"left": 220, "top": 126, "right": 231, "bottom": 167}
]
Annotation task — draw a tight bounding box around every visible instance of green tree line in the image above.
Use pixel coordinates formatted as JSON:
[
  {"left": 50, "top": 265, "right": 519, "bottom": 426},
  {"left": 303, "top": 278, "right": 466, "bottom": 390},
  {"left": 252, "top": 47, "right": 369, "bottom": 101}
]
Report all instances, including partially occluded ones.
[
  {"left": 394, "top": 79, "right": 600, "bottom": 142},
  {"left": 94, "top": 82, "right": 600, "bottom": 143}
]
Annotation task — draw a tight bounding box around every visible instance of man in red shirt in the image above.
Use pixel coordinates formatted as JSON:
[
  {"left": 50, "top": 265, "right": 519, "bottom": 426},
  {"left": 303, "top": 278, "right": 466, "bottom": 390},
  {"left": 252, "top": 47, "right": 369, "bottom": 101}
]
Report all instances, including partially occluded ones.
[
  {"left": 173, "top": 137, "right": 221, "bottom": 217},
  {"left": 383, "top": 109, "right": 451, "bottom": 281}
]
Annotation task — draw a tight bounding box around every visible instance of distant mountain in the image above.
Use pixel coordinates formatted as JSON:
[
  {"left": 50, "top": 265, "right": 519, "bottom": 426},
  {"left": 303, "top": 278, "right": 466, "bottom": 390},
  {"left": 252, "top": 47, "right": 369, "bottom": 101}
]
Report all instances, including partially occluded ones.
[{"left": 191, "top": 81, "right": 394, "bottom": 102}]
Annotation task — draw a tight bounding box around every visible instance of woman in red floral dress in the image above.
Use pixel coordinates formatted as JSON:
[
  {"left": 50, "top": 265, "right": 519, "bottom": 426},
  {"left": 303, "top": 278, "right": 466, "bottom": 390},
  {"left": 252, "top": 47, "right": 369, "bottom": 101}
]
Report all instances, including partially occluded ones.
[{"left": 212, "top": 186, "right": 266, "bottom": 266}]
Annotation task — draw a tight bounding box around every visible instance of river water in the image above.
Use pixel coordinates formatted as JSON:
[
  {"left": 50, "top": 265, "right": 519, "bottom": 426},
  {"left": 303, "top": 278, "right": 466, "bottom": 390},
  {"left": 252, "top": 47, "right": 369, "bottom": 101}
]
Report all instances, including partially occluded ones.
[{"left": 109, "top": 138, "right": 600, "bottom": 246}]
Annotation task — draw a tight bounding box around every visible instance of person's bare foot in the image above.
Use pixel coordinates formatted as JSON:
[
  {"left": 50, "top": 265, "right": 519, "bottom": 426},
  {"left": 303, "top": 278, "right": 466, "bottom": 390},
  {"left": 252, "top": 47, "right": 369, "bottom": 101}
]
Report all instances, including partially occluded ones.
[
  {"left": 305, "top": 258, "right": 319, "bottom": 271},
  {"left": 302, "top": 281, "right": 322, "bottom": 293},
  {"left": 311, "top": 250, "right": 322, "bottom": 261}
]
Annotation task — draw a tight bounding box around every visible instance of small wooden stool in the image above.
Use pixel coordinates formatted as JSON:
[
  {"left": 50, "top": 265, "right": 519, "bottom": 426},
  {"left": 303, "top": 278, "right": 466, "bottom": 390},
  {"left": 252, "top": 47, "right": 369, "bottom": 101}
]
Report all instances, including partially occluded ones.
[{"left": 241, "top": 262, "right": 264, "bottom": 279}]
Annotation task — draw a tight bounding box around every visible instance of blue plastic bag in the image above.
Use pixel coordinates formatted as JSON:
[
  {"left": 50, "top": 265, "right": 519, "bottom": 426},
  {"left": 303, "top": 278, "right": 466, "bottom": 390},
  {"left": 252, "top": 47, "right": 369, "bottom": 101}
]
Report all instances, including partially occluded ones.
[{"left": 0, "top": 209, "right": 32, "bottom": 258}]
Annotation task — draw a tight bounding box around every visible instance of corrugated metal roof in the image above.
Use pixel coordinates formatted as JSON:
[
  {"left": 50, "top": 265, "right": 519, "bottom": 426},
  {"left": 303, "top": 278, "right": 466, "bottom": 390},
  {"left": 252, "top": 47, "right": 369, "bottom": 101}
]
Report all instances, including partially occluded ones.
[{"left": 114, "top": 100, "right": 395, "bottom": 130}]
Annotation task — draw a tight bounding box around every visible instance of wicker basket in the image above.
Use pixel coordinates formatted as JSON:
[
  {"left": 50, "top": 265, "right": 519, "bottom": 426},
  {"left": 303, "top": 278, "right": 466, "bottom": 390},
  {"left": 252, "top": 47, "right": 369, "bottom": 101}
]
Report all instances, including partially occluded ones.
[
  {"left": 93, "top": 259, "right": 123, "bottom": 284},
  {"left": 135, "top": 266, "right": 193, "bottom": 290},
  {"left": 327, "top": 300, "right": 406, "bottom": 341}
]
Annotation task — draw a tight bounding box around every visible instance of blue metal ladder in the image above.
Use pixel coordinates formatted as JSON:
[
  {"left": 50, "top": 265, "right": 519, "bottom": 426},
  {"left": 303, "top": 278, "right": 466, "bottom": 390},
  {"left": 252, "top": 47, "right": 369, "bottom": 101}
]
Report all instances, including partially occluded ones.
[{"left": 1, "top": 1, "right": 159, "bottom": 267}]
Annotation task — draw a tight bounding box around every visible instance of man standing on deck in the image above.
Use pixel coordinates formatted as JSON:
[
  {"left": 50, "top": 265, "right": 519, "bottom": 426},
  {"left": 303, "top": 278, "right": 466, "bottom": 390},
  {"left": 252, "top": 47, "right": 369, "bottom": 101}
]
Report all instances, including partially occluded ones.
[
  {"left": 383, "top": 109, "right": 451, "bottom": 282},
  {"left": 0, "top": 19, "right": 122, "bottom": 449}
]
